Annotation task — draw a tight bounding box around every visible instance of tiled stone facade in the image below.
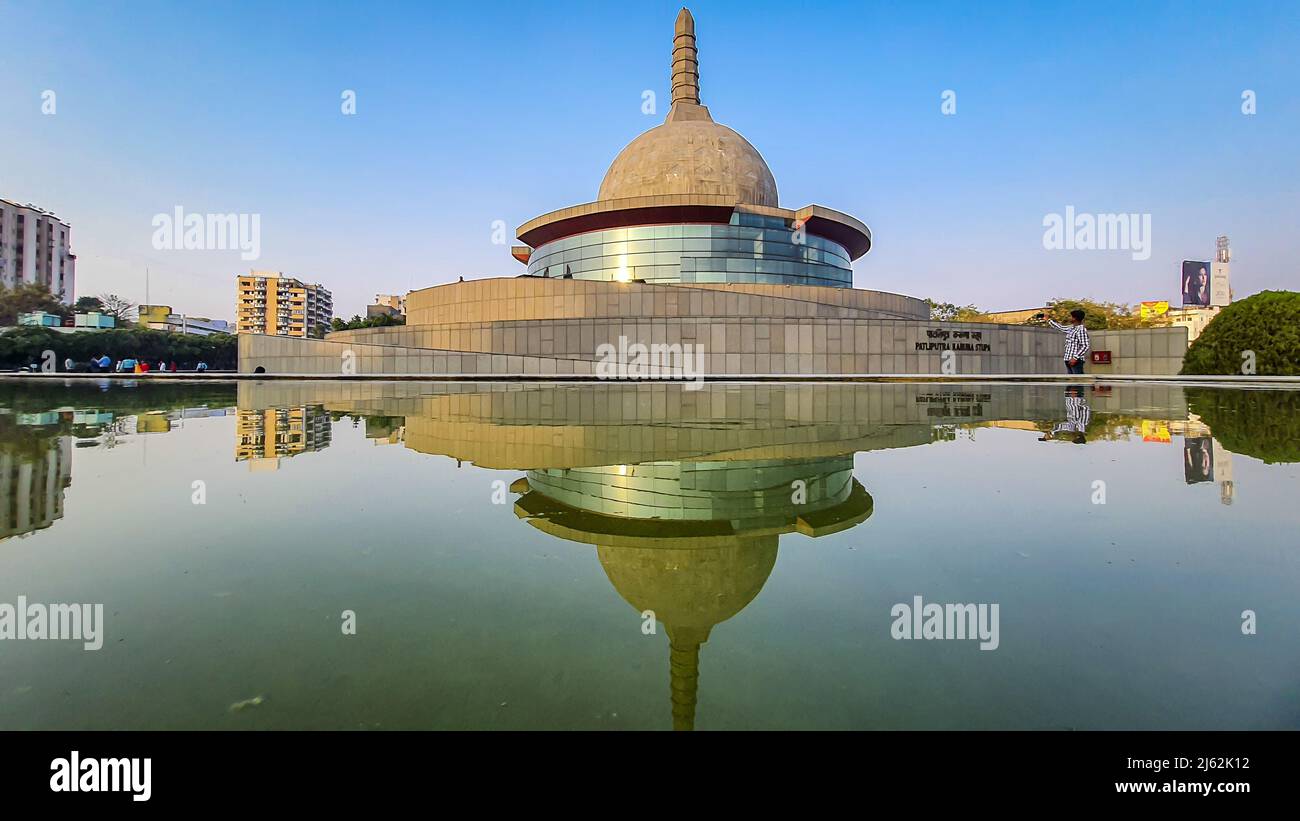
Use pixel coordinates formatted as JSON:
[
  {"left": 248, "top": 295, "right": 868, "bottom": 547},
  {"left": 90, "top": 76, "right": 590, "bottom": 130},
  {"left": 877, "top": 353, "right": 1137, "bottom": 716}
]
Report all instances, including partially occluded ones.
[
  {"left": 241, "top": 317, "right": 1065, "bottom": 376},
  {"left": 1088, "top": 327, "right": 1189, "bottom": 375},
  {"left": 239, "top": 277, "right": 1074, "bottom": 377}
]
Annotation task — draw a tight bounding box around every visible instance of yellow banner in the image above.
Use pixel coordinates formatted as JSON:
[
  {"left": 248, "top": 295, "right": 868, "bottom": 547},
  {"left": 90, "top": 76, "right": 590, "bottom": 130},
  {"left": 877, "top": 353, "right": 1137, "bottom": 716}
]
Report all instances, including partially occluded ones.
[
  {"left": 1141, "top": 420, "right": 1171, "bottom": 443},
  {"left": 1140, "top": 300, "right": 1169, "bottom": 319}
]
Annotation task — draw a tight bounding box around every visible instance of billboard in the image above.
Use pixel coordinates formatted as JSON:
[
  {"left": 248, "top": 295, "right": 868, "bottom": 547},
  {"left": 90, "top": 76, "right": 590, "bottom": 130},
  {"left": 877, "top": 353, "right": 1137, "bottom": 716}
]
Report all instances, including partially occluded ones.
[
  {"left": 1181, "top": 261, "right": 1210, "bottom": 306},
  {"left": 1211, "top": 262, "right": 1231, "bottom": 306},
  {"left": 1184, "top": 436, "right": 1214, "bottom": 484},
  {"left": 1139, "top": 300, "right": 1169, "bottom": 319}
]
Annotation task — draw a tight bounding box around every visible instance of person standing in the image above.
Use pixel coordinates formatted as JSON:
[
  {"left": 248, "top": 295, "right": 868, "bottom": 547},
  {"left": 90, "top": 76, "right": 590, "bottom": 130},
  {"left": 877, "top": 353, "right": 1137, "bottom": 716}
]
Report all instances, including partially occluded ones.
[{"left": 1047, "top": 309, "right": 1091, "bottom": 374}]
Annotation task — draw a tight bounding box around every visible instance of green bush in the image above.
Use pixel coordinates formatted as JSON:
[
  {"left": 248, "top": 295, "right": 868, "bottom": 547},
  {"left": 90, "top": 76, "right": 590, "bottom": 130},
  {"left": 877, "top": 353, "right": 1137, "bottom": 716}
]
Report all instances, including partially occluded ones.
[
  {"left": 0, "top": 326, "right": 237, "bottom": 370},
  {"left": 1181, "top": 291, "right": 1300, "bottom": 375},
  {"left": 1186, "top": 387, "right": 1300, "bottom": 463}
]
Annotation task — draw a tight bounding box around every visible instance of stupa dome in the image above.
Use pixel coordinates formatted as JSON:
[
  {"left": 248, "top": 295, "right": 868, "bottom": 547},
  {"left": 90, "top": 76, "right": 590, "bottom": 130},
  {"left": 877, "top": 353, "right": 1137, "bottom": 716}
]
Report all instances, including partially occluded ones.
[{"left": 596, "top": 8, "right": 778, "bottom": 207}]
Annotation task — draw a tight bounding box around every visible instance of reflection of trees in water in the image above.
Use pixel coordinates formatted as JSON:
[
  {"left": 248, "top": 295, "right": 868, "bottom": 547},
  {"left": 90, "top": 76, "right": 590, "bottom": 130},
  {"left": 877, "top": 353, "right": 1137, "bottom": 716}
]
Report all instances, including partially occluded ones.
[
  {"left": 1187, "top": 388, "right": 1300, "bottom": 464},
  {"left": 0, "top": 380, "right": 237, "bottom": 540},
  {"left": 0, "top": 380, "right": 236, "bottom": 417}
]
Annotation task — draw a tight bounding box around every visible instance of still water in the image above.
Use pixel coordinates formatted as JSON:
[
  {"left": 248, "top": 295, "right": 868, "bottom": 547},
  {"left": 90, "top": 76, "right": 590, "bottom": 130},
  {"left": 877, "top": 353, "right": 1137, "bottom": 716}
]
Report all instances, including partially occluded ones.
[{"left": 0, "top": 378, "right": 1297, "bottom": 730}]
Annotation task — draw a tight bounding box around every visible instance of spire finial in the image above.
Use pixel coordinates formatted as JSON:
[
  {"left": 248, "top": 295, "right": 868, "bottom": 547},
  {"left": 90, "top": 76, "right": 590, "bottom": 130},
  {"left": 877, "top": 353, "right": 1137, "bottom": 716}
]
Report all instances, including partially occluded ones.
[{"left": 671, "top": 8, "right": 699, "bottom": 106}]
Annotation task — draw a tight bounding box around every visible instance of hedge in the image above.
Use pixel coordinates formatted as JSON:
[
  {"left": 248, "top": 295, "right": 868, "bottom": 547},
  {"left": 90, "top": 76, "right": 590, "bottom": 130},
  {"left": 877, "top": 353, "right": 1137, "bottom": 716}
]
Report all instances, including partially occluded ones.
[
  {"left": 0, "top": 326, "right": 237, "bottom": 370},
  {"left": 1181, "top": 291, "right": 1300, "bottom": 376}
]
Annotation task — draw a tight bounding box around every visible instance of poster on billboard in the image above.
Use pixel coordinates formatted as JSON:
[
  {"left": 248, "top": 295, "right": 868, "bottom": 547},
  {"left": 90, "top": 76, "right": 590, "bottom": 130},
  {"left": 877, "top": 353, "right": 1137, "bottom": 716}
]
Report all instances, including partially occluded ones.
[
  {"left": 1181, "top": 261, "right": 1211, "bottom": 306},
  {"left": 1211, "top": 262, "right": 1231, "bottom": 306},
  {"left": 1184, "top": 436, "right": 1214, "bottom": 484}
]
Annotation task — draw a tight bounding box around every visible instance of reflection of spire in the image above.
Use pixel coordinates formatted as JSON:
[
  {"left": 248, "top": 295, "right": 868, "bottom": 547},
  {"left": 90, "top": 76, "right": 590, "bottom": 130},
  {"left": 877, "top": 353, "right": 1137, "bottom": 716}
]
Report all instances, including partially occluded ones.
[
  {"left": 669, "top": 630, "right": 704, "bottom": 731},
  {"left": 671, "top": 8, "right": 699, "bottom": 106}
]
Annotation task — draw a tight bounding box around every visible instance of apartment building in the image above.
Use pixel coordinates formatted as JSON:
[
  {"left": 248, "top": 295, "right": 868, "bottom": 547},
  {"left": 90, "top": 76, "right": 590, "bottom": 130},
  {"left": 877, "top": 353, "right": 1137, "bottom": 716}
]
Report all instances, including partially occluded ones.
[
  {"left": 0, "top": 198, "right": 76, "bottom": 303},
  {"left": 235, "top": 271, "right": 332, "bottom": 337}
]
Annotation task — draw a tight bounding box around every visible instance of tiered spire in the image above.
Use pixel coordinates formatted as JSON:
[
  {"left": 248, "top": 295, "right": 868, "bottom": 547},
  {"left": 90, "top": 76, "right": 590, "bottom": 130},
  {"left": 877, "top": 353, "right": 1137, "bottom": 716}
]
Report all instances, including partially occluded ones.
[{"left": 671, "top": 8, "right": 699, "bottom": 106}]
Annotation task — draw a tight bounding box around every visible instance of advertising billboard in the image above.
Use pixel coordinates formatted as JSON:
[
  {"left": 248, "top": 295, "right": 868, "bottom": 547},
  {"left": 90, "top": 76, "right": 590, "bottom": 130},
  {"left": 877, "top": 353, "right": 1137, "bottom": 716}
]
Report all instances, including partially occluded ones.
[
  {"left": 1139, "top": 300, "right": 1169, "bottom": 319},
  {"left": 1184, "top": 436, "right": 1214, "bottom": 484},
  {"left": 1181, "top": 261, "right": 1210, "bottom": 306}
]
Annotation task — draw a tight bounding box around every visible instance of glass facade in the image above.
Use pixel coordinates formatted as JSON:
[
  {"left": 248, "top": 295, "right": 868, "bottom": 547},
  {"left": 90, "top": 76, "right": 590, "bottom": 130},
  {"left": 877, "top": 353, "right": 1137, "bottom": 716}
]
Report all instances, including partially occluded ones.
[{"left": 525, "top": 213, "right": 852, "bottom": 288}]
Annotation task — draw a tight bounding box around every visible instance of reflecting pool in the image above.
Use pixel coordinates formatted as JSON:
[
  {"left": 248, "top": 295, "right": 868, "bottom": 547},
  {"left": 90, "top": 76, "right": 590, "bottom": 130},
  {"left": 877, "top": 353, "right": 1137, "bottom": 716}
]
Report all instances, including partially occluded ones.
[{"left": 0, "top": 379, "right": 1297, "bottom": 730}]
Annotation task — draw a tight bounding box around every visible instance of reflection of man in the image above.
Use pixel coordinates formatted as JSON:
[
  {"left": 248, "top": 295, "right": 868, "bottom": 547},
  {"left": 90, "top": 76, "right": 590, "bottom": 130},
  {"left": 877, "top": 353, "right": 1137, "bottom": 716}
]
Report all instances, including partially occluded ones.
[
  {"left": 1046, "top": 309, "right": 1091, "bottom": 374},
  {"left": 1039, "top": 385, "right": 1090, "bottom": 444}
]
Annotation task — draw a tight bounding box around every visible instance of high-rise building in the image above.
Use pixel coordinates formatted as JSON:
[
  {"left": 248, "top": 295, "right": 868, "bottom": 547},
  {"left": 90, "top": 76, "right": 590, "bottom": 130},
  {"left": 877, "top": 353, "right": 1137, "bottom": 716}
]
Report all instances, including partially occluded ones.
[
  {"left": 0, "top": 198, "right": 76, "bottom": 303},
  {"left": 235, "top": 271, "right": 332, "bottom": 337}
]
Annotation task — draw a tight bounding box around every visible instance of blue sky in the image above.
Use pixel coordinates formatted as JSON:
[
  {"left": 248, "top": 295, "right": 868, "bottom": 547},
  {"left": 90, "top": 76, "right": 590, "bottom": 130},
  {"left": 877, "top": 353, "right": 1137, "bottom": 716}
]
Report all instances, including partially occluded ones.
[{"left": 1, "top": 0, "right": 1296, "bottom": 320}]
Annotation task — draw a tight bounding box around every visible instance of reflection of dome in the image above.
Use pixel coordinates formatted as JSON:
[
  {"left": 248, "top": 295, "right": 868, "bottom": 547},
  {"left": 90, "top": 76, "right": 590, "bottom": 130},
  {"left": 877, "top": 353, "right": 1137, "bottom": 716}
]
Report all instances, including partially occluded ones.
[
  {"left": 597, "top": 536, "right": 778, "bottom": 645},
  {"left": 598, "top": 536, "right": 777, "bottom": 731},
  {"left": 596, "top": 8, "right": 779, "bottom": 208},
  {"left": 513, "top": 454, "right": 873, "bottom": 730}
]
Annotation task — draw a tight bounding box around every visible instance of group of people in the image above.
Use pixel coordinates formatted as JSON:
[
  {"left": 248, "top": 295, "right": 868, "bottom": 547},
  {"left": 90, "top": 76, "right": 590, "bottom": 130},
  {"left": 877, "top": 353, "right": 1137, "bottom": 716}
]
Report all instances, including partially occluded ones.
[{"left": 63, "top": 355, "right": 209, "bottom": 373}]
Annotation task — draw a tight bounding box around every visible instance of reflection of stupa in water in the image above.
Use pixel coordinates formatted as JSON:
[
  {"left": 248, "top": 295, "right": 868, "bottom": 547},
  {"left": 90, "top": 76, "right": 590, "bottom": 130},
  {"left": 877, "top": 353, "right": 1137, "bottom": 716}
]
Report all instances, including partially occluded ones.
[{"left": 513, "top": 456, "right": 872, "bottom": 730}]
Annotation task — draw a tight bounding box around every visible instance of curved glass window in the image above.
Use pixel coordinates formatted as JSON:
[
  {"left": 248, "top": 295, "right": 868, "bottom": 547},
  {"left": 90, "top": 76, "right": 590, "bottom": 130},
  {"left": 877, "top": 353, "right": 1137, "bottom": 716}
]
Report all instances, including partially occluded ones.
[{"left": 525, "top": 223, "right": 853, "bottom": 288}]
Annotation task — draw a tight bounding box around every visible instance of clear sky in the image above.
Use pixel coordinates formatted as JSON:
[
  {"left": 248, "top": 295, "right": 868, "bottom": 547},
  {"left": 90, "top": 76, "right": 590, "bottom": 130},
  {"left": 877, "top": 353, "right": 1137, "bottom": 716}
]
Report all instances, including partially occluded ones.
[{"left": 2, "top": 0, "right": 1296, "bottom": 320}]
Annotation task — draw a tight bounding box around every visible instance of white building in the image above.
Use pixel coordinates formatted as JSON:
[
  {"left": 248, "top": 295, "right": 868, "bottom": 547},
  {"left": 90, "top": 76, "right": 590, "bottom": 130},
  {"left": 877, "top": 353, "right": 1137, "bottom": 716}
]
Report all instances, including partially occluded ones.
[
  {"left": 0, "top": 198, "right": 76, "bottom": 303},
  {"left": 369, "top": 293, "right": 407, "bottom": 318}
]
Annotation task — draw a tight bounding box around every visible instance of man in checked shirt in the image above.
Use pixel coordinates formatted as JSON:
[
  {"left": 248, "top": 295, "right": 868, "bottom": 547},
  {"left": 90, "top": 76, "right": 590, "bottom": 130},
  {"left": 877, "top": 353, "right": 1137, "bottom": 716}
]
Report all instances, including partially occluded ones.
[{"left": 1046, "top": 308, "right": 1091, "bottom": 374}]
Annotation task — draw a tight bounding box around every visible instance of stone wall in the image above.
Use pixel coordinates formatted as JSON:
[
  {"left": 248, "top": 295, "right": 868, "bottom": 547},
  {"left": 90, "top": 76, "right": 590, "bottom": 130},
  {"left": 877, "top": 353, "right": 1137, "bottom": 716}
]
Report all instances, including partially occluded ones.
[
  {"left": 242, "top": 316, "right": 1064, "bottom": 376},
  {"left": 1088, "top": 327, "right": 1188, "bottom": 375}
]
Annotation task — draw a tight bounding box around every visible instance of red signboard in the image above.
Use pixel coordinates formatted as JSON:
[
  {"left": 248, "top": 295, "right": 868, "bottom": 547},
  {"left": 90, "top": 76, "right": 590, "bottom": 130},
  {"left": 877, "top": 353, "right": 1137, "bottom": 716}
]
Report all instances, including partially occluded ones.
[{"left": 1091, "top": 350, "right": 1112, "bottom": 364}]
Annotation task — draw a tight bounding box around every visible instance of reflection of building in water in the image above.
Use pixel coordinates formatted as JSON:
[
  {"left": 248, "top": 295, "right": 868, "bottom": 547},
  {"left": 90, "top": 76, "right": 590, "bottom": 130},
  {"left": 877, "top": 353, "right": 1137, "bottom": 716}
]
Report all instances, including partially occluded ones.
[
  {"left": 513, "top": 456, "right": 872, "bottom": 730},
  {"left": 0, "top": 435, "right": 72, "bottom": 541},
  {"left": 235, "top": 407, "right": 331, "bottom": 470},
  {"left": 229, "top": 380, "right": 1262, "bottom": 726},
  {"left": 362, "top": 416, "right": 404, "bottom": 446},
  {"left": 1214, "top": 440, "right": 1235, "bottom": 504}
]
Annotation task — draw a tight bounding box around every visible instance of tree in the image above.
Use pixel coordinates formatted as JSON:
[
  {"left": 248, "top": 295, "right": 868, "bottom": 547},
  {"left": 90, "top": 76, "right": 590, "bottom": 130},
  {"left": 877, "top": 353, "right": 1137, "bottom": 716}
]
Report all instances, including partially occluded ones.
[
  {"left": 1181, "top": 290, "right": 1300, "bottom": 376},
  {"left": 0, "top": 283, "right": 69, "bottom": 325},
  {"left": 97, "top": 293, "right": 137, "bottom": 323},
  {"left": 1037, "top": 298, "right": 1153, "bottom": 330},
  {"left": 328, "top": 313, "right": 406, "bottom": 332},
  {"left": 925, "top": 298, "right": 983, "bottom": 322},
  {"left": 0, "top": 326, "right": 238, "bottom": 370},
  {"left": 74, "top": 296, "right": 105, "bottom": 313}
]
